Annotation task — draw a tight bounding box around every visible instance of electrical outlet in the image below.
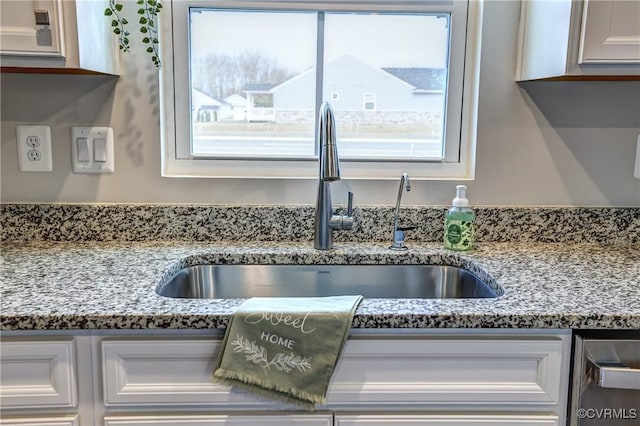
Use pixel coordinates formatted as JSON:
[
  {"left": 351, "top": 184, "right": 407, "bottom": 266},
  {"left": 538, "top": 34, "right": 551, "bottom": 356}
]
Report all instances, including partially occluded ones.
[
  {"left": 17, "top": 125, "right": 53, "bottom": 172},
  {"left": 27, "top": 150, "right": 42, "bottom": 161},
  {"left": 26, "top": 136, "right": 41, "bottom": 147}
]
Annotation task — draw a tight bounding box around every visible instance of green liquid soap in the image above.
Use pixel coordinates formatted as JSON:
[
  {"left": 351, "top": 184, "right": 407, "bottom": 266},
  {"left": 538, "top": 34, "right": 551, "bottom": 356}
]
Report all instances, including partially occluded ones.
[{"left": 444, "top": 185, "right": 475, "bottom": 251}]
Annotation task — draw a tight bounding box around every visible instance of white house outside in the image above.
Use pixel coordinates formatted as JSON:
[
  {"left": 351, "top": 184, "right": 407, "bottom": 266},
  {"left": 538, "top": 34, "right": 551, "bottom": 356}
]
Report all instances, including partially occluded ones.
[
  {"left": 223, "top": 93, "right": 248, "bottom": 121},
  {"left": 192, "top": 88, "right": 232, "bottom": 122},
  {"left": 243, "top": 55, "right": 446, "bottom": 127}
]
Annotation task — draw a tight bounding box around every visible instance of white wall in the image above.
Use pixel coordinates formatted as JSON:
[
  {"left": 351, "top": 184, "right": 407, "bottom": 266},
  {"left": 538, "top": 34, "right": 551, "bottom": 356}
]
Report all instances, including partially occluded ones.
[{"left": 1, "top": 0, "right": 639, "bottom": 206}]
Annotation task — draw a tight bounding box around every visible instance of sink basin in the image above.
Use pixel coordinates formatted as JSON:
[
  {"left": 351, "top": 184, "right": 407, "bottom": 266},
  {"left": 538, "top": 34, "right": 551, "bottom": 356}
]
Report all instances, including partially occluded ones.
[{"left": 156, "top": 264, "right": 500, "bottom": 299}]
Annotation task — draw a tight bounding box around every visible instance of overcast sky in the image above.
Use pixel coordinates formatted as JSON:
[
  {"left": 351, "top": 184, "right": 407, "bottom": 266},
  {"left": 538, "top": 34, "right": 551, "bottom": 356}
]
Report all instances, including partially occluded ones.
[{"left": 190, "top": 9, "right": 449, "bottom": 73}]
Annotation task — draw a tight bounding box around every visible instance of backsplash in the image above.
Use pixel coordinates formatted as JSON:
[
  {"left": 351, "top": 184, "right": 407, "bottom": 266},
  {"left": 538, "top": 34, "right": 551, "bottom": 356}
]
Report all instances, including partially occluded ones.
[{"left": 1, "top": 204, "right": 638, "bottom": 244}]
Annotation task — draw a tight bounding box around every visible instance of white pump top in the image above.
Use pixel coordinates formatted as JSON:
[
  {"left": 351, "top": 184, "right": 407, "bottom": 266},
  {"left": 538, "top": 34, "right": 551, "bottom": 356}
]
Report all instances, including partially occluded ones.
[{"left": 452, "top": 185, "right": 469, "bottom": 207}]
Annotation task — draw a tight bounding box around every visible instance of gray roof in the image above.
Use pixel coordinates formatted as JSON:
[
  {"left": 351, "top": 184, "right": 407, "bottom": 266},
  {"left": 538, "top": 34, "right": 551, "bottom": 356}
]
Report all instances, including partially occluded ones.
[
  {"left": 243, "top": 83, "right": 277, "bottom": 92},
  {"left": 243, "top": 57, "right": 447, "bottom": 93},
  {"left": 382, "top": 68, "right": 446, "bottom": 91}
]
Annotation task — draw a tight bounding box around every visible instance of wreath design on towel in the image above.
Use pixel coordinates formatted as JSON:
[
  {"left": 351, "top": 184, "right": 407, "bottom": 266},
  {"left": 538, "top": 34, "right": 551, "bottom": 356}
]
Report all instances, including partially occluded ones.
[{"left": 231, "top": 334, "right": 312, "bottom": 373}]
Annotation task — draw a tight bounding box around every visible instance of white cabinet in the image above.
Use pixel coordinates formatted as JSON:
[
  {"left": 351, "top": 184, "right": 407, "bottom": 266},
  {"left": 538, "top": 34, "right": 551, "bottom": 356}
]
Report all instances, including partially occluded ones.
[
  {"left": 516, "top": 0, "right": 640, "bottom": 80},
  {"left": 0, "top": 339, "right": 77, "bottom": 409},
  {"left": 97, "top": 331, "right": 570, "bottom": 425},
  {"left": 103, "top": 415, "right": 332, "bottom": 426},
  {"left": 326, "top": 337, "right": 565, "bottom": 408},
  {"left": 0, "top": 0, "right": 64, "bottom": 58},
  {"left": 1, "top": 330, "right": 571, "bottom": 426},
  {"left": 101, "top": 339, "right": 234, "bottom": 407},
  {"left": 334, "top": 414, "right": 559, "bottom": 426},
  {"left": 0, "top": 416, "right": 80, "bottom": 426},
  {"left": 579, "top": 0, "right": 640, "bottom": 64},
  {"left": 0, "top": 339, "right": 80, "bottom": 426},
  {"left": 100, "top": 334, "right": 568, "bottom": 411},
  {"left": 0, "top": 0, "right": 118, "bottom": 74}
]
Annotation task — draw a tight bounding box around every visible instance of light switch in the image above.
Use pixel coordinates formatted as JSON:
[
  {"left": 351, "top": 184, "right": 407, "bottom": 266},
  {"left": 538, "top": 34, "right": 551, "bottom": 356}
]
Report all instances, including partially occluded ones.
[
  {"left": 76, "top": 137, "right": 90, "bottom": 162},
  {"left": 71, "top": 127, "right": 114, "bottom": 174},
  {"left": 93, "top": 138, "right": 107, "bottom": 163}
]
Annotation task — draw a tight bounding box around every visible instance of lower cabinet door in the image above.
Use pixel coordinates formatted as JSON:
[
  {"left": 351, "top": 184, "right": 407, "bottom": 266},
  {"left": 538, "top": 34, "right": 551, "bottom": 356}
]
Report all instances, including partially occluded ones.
[
  {"left": 334, "top": 414, "right": 559, "bottom": 426},
  {"left": 0, "top": 416, "right": 79, "bottom": 426},
  {"left": 0, "top": 339, "right": 77, "bottom": 409},
  {"left": 103, "top": 414, "right": 333, "bottom": 426}
]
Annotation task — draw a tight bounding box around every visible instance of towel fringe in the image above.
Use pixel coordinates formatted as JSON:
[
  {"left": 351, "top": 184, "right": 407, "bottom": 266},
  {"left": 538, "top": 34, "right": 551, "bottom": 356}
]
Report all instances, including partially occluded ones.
[{"left": 213, "top": 368, "right": 325, "bottom": 409}]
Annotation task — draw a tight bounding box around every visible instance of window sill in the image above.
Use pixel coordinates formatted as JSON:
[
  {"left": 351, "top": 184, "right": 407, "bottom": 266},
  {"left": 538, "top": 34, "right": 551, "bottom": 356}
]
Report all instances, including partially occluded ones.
[{"left": 161, "top": 157, "right": 476, "bottom": 180}]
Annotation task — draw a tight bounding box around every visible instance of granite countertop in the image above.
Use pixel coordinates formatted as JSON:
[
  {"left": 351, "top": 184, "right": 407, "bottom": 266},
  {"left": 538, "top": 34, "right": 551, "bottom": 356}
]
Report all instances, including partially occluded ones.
[{"left": 1, "top": 241, "right": 639, "bottom": 330}]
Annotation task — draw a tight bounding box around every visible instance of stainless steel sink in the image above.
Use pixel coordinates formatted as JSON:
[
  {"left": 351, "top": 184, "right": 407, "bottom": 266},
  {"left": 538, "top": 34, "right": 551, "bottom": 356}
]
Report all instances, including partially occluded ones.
[{"left": 156, "top": 264, "right": 501, "bottom": 299}]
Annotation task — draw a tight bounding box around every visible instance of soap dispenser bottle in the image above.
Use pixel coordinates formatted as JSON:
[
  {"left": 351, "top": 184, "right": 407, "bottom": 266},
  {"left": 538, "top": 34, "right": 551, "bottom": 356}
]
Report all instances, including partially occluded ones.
[{"left": 444, "top": 185, "right": 475, "bottom": 251}]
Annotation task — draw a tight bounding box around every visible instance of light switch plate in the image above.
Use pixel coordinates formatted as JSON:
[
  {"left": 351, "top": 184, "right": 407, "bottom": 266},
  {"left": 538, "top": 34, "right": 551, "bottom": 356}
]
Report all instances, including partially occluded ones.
[
  {"left": 17, "top": 125, "right": 53, "bottom": 172},
  {"left": 71, "top": 127, "right": 114, "bottom": 174}
]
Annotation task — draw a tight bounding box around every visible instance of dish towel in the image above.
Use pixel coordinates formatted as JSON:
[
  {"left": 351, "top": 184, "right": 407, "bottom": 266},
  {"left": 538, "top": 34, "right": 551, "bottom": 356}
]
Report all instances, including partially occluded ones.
[{"left": 213, "top": 295, "right": 363, "bottom": 409}]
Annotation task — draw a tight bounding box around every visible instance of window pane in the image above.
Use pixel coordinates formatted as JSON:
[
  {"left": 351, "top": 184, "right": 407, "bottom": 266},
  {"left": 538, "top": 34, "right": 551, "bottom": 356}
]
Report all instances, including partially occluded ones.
[
  {"left": 187, "top": 8, "right": 451, "bottom": 161},
  {"left": 189, "top": 9, "right": 317, "bottom": 158},
  {"left": 323, "top": 12, "right": 449, "bottom": 160}
]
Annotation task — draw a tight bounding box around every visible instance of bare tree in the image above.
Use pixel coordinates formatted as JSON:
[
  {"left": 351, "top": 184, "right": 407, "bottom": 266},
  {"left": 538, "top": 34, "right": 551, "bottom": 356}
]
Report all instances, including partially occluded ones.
[{"left": 192, "top": 51, "right": 295, "bottom": 99}]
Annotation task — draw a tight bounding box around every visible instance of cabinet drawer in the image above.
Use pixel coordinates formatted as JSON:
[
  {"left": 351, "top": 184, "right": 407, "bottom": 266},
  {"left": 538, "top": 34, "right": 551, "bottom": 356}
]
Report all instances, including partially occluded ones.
[
  {"left": 334, "top": 414, "right": 559, "bottom": 426},
  {"left": 0, "top": 339, "right": 77, "bottom": 409},
  {"left": 102, "top": 335, "right": 568, "bottom": 409},
  {"left": 0, "top": 415, "right": 79, "bottom": 426},
  {"left": 327, "top": 337, "right": 566, "bottom": 407},
  {"left": 102, "top": 339, "right": 230, "bottom": 407},
  {"left": 104, "top": 414, "right": 332, "bottom": 426}
]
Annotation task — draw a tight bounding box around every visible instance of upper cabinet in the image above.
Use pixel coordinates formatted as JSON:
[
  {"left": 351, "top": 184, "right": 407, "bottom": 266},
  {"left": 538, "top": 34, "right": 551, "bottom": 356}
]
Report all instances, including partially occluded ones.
[
  {"left": 516, "top": 0, "right": 640, "bottom": 81},
  {"left": 0, "top": 0, "right": 119, "bottom": 75},
  {"left": 579, "top": 0, "right": 640, "bottom": 64}
]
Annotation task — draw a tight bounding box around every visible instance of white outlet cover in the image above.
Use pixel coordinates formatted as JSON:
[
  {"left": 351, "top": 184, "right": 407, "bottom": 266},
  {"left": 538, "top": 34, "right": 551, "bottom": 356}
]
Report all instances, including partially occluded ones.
[
  {"left": 71, "top": 127, "right": 114, "bottom": 174},
  {"left": 17, "top": 125, "right": 53, "bottom": 172}
]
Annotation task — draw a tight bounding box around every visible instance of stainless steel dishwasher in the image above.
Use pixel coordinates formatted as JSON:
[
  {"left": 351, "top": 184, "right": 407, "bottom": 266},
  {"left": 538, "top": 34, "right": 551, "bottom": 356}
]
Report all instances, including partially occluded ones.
[{"left": 570, "top": 331, "right": 640, "bottom": 425}]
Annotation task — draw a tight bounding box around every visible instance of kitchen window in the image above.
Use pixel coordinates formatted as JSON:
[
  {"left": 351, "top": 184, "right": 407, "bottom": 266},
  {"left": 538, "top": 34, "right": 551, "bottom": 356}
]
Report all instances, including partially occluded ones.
[{"left": 160, "top": 0, "right": 483, "bottom": 179}]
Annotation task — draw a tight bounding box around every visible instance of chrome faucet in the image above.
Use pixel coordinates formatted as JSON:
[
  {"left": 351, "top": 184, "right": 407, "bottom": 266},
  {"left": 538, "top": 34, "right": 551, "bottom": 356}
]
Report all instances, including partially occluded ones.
[
  {"left": 314, "top": 102, "right": 354, "bottom": 250},
  {"left": 390, "top": 172, "right": 414, "bottom": 250}
]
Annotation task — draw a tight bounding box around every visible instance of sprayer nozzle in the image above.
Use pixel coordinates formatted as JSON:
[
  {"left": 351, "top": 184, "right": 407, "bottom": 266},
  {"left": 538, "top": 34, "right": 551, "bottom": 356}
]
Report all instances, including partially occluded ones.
[
  {"left": 401, "top": 172, "right": 411, "bottom": 191},
  {"left": 319, "top": 102, "right": 340, "bottom": 181}
]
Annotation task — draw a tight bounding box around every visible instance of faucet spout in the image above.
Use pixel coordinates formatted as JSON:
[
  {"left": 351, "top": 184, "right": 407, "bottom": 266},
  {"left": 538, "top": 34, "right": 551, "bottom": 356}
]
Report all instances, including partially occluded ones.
[{"left": 314, "top": 102, "right": 354, "bottom": 250}]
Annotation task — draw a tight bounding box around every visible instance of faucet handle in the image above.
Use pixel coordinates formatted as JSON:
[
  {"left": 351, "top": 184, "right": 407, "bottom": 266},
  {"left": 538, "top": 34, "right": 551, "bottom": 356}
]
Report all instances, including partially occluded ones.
[
  {"left": 330, "top": 191, "right": 355, "bottom": 230},
  {"left": 342, "top": 191, "right": 354, "bottom": 229}
]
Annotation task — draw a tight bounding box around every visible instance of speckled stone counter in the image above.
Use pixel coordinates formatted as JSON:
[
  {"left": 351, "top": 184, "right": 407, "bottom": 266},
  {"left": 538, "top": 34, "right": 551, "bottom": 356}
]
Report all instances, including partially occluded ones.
[
  {"left": 2, "top": 241, "right": 639, "bottom": 330},
  {"left": 3, "top": 204, "right": 639, "bottom": 244}
]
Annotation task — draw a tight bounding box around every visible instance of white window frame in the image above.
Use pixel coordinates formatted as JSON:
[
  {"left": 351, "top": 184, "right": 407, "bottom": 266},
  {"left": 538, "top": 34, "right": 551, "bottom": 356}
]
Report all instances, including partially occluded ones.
[{"left": 160, "top": 0, "right": 483, "bottom": 180}]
